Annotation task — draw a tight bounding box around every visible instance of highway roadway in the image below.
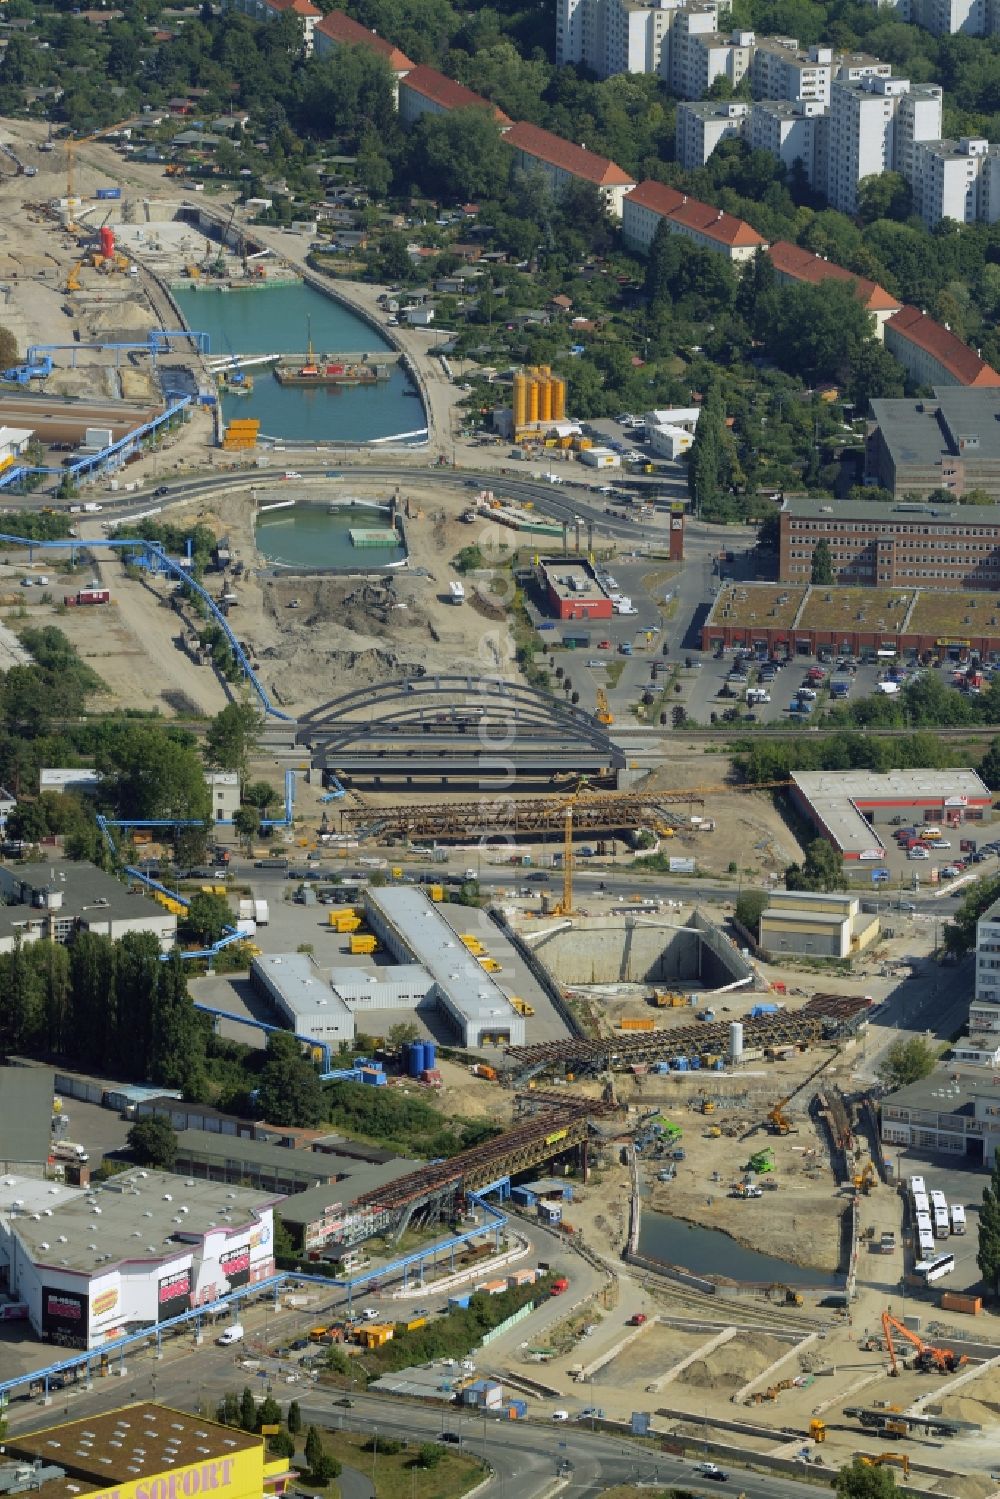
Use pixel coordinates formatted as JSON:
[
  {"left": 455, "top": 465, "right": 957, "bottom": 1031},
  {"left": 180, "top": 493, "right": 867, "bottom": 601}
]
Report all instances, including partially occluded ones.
[{"left": 1, "top": 1335, "right": 836, "bottom": 1499}]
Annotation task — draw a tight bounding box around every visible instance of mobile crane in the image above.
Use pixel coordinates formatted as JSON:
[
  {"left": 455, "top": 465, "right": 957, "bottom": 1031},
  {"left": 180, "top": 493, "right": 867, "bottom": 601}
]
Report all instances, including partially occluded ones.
[{"left": 881, "top": 1312, "right": 968, "bottom": 1375}]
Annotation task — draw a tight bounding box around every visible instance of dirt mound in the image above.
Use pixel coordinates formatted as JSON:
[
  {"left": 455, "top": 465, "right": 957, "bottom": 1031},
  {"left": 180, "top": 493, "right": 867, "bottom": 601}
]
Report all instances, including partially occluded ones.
[
  {"left": 88, "top": 299, "right": 156, "bottom": 333},
  {"left": 933, "top": 1475, "right": 996, "bottom": 1499},
  {"left": 683, "top": 1334, "right": 791, "bottom": 1390}
]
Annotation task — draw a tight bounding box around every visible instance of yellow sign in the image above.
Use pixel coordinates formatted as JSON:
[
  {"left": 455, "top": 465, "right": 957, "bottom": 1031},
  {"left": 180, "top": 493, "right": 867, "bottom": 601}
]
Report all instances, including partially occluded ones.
[
  {"left": 260, "top": 1426, "right": 280, "bottom": 1436},
  {"left": 92, "top": 1288, "right": 119, "bottom": 1318}
]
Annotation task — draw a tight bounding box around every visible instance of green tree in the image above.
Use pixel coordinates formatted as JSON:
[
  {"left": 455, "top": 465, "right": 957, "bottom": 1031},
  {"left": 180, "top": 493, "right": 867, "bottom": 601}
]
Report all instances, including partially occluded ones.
[
  {"left": 784, "top": 838, "right": 847, "bottom": 892},
  {"left": 217, "top": 1392, "right": 240, "bottom": 1427},
  {"left": 127, "top": 1114, "right": 179, "bottom": 1169},
  {"left": 836, "top": 1457, "right": 899, "bottom": 1499},
  {"left": 257, "top": 1395, "right": 282, "bottom": 1429},
  {"left": 378, "top": 231, "right": 412, "bottom": 283},
  {"left": 304, "top": 1427, "right": 323, "bottom": 1473},
  {"left": 185, "top": 891, "right": 233, "bottom": 945},
  {"left": 0, "top": 326, "right": 17, "bottom": 369},
  {"left": 978, "top": 1148, "right": 1000, "bottom": 1293},
  {"left": 417, "top": 1443, "right": 443, "bottom": 1468},
  {"left": 386, "top": 1021, "right": 419, "bottom": 1052},
  {"left": 857, "top": 171, "right": 912, "bottom": 224},
  {"left": 407, "top": 107, "right": 509, "bottom": 201},
  {"left": 287, "top": 1400, "right": 302, "bottom": 1437},
  {"left": 877, "top": 1036, "right": 936, "bottom": 1091},
  {"left": 234, "top": 805, "right": 261, "bottom": 853},
  {"left": 98, "top": 725, "right": 211, "bottom": 823},
  {"left": 687, "top": 378, "right": 731, "bottom": 516},
  {"left": 811, "top": 539, "right": 834, "bottom": 584},
  {"left": 244, "top": 780, "right": 279, "bottom": 811},
  {"left": 945, "top": 874, "right": 1000, "bottom": 955},
  {"left": 151, "top": 953, "right": 206, "bottom": 1097},
  {"left": 735, "top": 888, "right": 769, "bottom": 935},
  {"left": 240, "top": 1388, "right": 257, "bottom": 1433},
  {"left": 256, "top": 1031, "right": 326, "bottom": 1127},
  {"left": 981, "top": 738, "right": 1000, "bottom": 791},
  {"left": 308, "top": 1454, "right": 340, "bottom": 1485},
  {"left": 267, "top": 1432, "right": 295, "bottom": 1459},
  {"left": 204, "top": 702, "right": 262, "bottom": 776}
]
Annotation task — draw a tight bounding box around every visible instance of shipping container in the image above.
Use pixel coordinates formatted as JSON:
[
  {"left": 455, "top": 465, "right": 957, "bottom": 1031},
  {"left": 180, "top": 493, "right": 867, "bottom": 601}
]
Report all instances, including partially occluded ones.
[
  {"left": 940, "top": 1290, "right": 980, "bottom": 1314},
  {"left": 619, "top": 1018, "right": 655, "bottom": 1032},
  {"left": 96, "top": 187, "right": 122, "bottom": 200}
]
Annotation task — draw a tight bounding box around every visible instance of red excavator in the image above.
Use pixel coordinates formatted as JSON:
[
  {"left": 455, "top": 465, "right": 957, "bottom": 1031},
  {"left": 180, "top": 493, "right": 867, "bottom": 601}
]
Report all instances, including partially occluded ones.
[{"left": 881, "top": 1312, "right": 968, "bottom": 1375}]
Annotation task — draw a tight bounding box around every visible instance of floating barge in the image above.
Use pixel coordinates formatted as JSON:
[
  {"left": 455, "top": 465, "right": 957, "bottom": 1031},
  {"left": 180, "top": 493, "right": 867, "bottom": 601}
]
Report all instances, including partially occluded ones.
[{"left": 274, "top": 356, "right": 390, "bottom": 387}]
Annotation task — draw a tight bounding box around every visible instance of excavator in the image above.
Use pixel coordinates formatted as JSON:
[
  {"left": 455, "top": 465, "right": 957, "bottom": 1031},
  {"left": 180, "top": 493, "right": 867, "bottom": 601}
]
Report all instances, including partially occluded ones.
[
  {"left": 853, "top": 1160, "right": 877, "bottom": 1194},
  {"left": 768, "top": 1096, "right": 793, "bottom": 1134},
  {"left": 881, "top": 1312, "right": 968, "bottom": 1375},
  {"left": 861, "top": 1455, "right": 910, "bottom": 1478}
]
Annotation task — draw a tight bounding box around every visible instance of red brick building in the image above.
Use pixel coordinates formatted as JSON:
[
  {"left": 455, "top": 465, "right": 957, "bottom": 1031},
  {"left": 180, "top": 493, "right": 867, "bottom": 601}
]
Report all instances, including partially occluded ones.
[{"left": 539, "top": 558, "right": 613, "bottom": 621}]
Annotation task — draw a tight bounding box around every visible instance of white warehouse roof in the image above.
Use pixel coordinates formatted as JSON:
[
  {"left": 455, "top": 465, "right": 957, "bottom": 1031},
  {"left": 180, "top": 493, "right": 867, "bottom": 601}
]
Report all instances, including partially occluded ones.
[{"left": 363, "top": 887, "right": 525, "bottom": 1046}]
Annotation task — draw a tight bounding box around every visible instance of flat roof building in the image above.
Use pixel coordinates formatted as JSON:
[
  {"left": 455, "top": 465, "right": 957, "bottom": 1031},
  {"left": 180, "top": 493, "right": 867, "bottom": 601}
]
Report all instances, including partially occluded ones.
[
  {"left": 790, "top": 767, "right": 991, "bottom": 859},
  {"left": 363, "top": 887, "right": 525, "bottom": 1046},
  {"left": 250, "top": 952, "right": 355, "bottom": 1045},
  {"left": 868, "top": 387, "right": 1000, "bottom": 500},
  {"left": 539, "top": 557, "right": 613, "bottom": 621},
  {"left": 759, "top": 890, "right": 879, "bottom": 958},
  {"left": 881, "top": 1068, "right": 1000, "bottom": 1163},
  {"left": 0, "top": 1169, "right": 278, "bottom": 1348},
  {"left": 0, "top": 861, "right": 176, "bottom": 952}
]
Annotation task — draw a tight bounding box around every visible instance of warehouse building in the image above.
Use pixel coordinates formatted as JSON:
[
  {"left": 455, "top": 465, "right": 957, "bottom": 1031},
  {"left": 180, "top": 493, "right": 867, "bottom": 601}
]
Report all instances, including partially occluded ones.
[
  {"left": 274, "top": 1159, "right": 424, "bottom": 1253},
  {"left": 0, "top": 1169, "right": 277, "bottom": 1349},
  {"left": 0, "top": 1066, "right": 55, "bottom": 1179},
  {"left": 701, "top": 579, "right": 1000, "bottom": 659},
  {"left": 250, "top": 952, "right": 355, "bottom": 1045},
  {"left": 4, "top": 1404, "right": 290, "bottom": 1499},
  {"left": 538, "top": 557, "right": 613, "bottom": 621},
  {"left": 790, "top": 767, "right": 991, "bottom": 860},
  {"left": 880, "top": 1069, "right": 1000, "bottom": 1163},
  {"left": 0, "top": 861, "right": 176, "bottom": 952},
  {"left": 759, "top": 890, "right": 880, "bottom": 957},
  {"left": 363, "top": 888, "right": 526, "bottom": 1046}
]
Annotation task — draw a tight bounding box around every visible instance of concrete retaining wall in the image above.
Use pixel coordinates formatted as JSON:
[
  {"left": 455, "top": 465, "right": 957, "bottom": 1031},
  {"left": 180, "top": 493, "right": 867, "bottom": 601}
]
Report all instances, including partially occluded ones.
[
  {"left": 652, "top": 1324, "right": 738, "bottom": 1394},
  {"left": 733, "top": 1331, "right": 819, "bottom": 1404},
  {"left": 528, "top": 908, "right": 757, "bottom": 990},
  {"left": 494, "top": 913, "right": 585, "bottom": 1040}
]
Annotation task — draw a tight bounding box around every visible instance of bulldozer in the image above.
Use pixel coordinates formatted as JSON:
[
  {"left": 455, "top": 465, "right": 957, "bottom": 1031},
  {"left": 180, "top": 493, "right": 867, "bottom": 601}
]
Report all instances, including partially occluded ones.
[{"left": 809, "top": 1420, "right": 826, "bottom": 1443}]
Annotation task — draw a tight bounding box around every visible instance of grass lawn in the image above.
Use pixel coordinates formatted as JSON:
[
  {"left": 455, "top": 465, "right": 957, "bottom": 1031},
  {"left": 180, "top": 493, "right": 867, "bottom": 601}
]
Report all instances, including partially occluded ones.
[{"left": 319, "top": 1430, "right": 486, "bottom": 1499}]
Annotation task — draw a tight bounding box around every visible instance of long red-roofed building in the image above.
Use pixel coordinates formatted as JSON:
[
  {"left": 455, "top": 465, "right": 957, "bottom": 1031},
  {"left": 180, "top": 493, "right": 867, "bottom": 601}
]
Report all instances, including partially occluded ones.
[
  {"left": 622, "top": 179, "right": 765, "bottom": 261},
  {"left": 767, "top": 240, "right": 902, "bottom": 340},
  {"left": 884, "top": 305, "right": 1000, "bottom": 389},
  {"left": 314, "top": 12, "right": 414, "bottom": 99},
  {"left": 223, "top": 0, "right": 320, "bottom": 50},
  {"left": 502, "top": 121, "right": 636, "bottom": 218},
  {"left": 398, "top": 65, "right": 511, "bottom": 129}
]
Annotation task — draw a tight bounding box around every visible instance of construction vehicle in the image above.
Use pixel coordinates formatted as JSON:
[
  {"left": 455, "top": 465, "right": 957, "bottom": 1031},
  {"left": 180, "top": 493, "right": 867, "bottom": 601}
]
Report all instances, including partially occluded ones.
[
  {"left": 853, "top": 1161, "right": 877, "bottom": 1194},
  {"left": 808, "top": 1420, "right": 826, "bottom": 1443},
  {"left": 700, "top": 1099, "right": 716, "bottom": 1114},
  {"left": 652, "top": 990, "right": 687, "bottom": 1007},
  {"left": 881, "top": 1312, "right": 968, "bottom": 1375},
  {"left": 705, "top": 1125, "right": 722, "bottom": 1138},
  {"left": 746, "top": 1148, "right": 774, "bottom": 1174},
  {"left": 767, "top": 1092, "right": 794, "bottom": 1134},
  {"left": 63, "top": 116, "right": 139, "bottom": 229},
  {"left": 596, "top": 686, "right": 613, "bottom": 726},
  {"left": 860, "top": 1455, "right": 910, "bottom": 1478},
  {"left": 845, "top": 1407, "right": 961, "bottom": 1439},
  {"left": 552, "top": 777, "right": 593, "bottom": 917},
  {"left": 509, "top": 997, "right": 535, "bottom": 1017},
  {"left": 65, "top": 263, "right": 81, "bottom": 293}
]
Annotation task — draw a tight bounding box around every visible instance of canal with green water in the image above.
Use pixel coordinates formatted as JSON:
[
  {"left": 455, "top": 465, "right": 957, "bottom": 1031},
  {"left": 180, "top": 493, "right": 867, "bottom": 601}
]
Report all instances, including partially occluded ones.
[
  {"left": 174, "top": 281, "right": 425, "bottom": 445},
  {"left": 255, "top": 502, "right": 406, "bottom": 569}
]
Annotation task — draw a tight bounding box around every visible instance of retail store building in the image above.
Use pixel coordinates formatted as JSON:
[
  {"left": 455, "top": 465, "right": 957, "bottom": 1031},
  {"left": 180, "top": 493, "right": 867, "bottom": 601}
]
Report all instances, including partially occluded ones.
[{"left": 790, "top": 767, "right": 991, "bottom": 860}]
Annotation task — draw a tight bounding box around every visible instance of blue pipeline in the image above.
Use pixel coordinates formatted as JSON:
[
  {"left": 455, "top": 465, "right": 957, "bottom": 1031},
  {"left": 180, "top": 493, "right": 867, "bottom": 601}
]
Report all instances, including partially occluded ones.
[
  {"left": 0, "top": 396, "right": 193, "bottom": 491},
  {"left": 27, "top": 331, "right": 211, "bottom": 362},
  {"left": 0, "top": 529, "right": 289, "bottom": 719}
]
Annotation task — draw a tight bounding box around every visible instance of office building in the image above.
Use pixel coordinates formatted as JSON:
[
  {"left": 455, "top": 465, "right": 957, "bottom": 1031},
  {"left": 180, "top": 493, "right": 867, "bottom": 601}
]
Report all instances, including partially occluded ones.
[
  {"left": 622, "top": 179, "right": 766, "bottom": 259},
  {"left": 868, "top": 387, "right": 1000, "bottom": 498},
  {"left": 880, "top": 1069, "right": 1000, "bottom": 1162},
  {"left": 977, "top": 898, "right": 1000, "bottom": 1008},
  {"left": 502, "top": 122, "right": 635, "bottom": 217},
  {"left": 883, "top": 307, "right": 1000, "bottom": 389},
  {"left": 0, "top": 1171, "right": 277, "bottom": 1348},
  {"left": 539, "top": 558, "right": 614, "bottom": 620},
  {"left": 0, "top": 861, "right": 176, "bottom": 952}
]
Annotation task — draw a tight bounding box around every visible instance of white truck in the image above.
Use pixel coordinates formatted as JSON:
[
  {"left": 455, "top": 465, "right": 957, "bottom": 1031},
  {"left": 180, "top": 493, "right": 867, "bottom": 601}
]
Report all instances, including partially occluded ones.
[
  {"left": 216, "top": 1323, "right": 245, "bottom": 1346},
  {"left": 51, "top": 1141, "right": 89, "bottom": 1163},
  {"left": 238, "top": 899, "right": 269, "bottom": 926}
]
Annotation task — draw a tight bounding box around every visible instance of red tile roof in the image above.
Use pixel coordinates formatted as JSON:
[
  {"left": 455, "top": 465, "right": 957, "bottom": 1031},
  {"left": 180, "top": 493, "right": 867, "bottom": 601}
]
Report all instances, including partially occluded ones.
[
  {"left": 315, "top": 10, "right": 413, "bottom": 70},
  {"left": 886, "top": 305, "right": 1000, "bottom": 387},
  {"left": 401, "top": 65, "right": 510, "bottom": 123},
  {"left": 502, "top": 122, "right": 634, "bottom": 188},
  {"left": 768, "top": 240, "right": 901, "bottom": 314},
  {"left": 267, "top": 0, "right": 321, "bottom": 16},
  {"left": 624, "top": 179, "right": 763, "bottom": 248},
  {"left": 624, "top": 181, "right": 686, "bottom": 217}
]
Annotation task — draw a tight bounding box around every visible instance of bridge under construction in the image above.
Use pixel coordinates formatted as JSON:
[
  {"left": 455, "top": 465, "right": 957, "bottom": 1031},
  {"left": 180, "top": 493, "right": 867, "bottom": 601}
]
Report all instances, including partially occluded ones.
[
  {"left": 350, "top": 1090, "right": 618, "bottom": 1244},
  {"left": 337, "top": 787, "right": 709, "bottom": 840}
]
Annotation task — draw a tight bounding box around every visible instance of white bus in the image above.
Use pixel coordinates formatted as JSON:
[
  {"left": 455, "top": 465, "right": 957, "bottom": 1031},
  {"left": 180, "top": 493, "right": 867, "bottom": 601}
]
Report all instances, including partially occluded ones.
[
  {"left": 930, "top": 1189, "right": 947, "bottom": 1213},
  {"left": 909, "top": 1175, "right": 926, "bottom": 1198},
  {"left": 950, "top": 1204, "right": 967, "bottom": 1235},
  {"left": 915, "top": 1253, "right": 955, "bottom": 1283},
  {"left": 916, "top": 1212, "right": 933, "bottom": 1237},
  {"left": 913, "top": 1192, "right": 930, "bottom": 1217},
  {"left": 918, "top": 1231, "right": 937, "bottom": 1259},
  {"left": 933, "top": 1206, "right": 950, "bottom": 1237}
]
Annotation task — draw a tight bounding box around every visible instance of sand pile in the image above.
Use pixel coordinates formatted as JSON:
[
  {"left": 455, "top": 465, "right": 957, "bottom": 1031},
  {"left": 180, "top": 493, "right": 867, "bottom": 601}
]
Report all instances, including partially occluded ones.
[
  {"left": 89, "top": 299, "right": 156, "bottom": 332},
  {"left": 684, "top": 1334, "right": 790, "bottom": 1390},
  {"left": 933, "top": 1475, "right": 995, "bottom": 1499}
]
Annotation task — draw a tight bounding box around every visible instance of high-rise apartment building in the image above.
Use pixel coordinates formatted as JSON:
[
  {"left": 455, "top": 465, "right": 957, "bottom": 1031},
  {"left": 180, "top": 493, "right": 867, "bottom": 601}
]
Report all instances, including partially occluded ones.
[
  {"left": 825, "top": 75, "right": 941, "bottom": 215},
  {"left": 749, "top": 99, "right": 827, "bottom": 186},
  {"left": 676, "top": 100, "right": 750, "bottom": 167},
  {"left": 749, "top": 38, "right": 833, "bottom": 104}
]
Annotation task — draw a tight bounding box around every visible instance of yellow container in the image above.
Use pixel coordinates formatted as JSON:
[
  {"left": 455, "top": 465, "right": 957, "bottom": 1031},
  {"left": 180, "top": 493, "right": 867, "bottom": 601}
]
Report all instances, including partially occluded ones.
[
  {"left": 429, "top": 884, "right": 444, "bottom": 902},
  {"left": 350, "top": 934, "right": 378, "bottom": 954}
]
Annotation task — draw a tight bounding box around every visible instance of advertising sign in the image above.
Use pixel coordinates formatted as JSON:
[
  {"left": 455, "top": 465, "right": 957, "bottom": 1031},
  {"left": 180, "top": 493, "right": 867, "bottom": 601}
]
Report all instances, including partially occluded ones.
[
  {"left": 91, "top": 1287, "right": 119, "bottom": 1321},
  {"left": 42, "top": 1286, "right": 87, "bottom": 1348},
  {"left": 859, "top": 849, "right": 884, "bottom": 861},
  {"left": 219, "top": 1246, "right": 250, "bottom": 1290},
  {"left": 158, "top": 1268, "right": 192, "bottom": 1322}
]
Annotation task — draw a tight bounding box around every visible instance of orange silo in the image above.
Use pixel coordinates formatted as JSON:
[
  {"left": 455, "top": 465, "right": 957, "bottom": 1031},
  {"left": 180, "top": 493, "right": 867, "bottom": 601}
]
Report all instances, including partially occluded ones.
[
  {"left": 528, "top": 377, "right": 540, "bottom": 424},
  {"left": 552, "top": 376, "right": 566, "bottom": 420},
  {"left": 539, "top": 375, "right": 553, "bottom": 422},
  {"left": 513, "top": 374, "right": 529, "bottom": 431}
]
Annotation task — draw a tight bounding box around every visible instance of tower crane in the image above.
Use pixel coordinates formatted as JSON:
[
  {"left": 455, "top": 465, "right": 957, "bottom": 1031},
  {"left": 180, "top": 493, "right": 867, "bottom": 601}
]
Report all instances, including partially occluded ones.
[
  {"left": 552, "top": 777, "right": 592, "bottom": 916},
  {"left": 881, "top": 1312, "right": 968, "bottom": 1376},
  {"left": 64, "top": 117, "right": 140, "bottom": 231}
]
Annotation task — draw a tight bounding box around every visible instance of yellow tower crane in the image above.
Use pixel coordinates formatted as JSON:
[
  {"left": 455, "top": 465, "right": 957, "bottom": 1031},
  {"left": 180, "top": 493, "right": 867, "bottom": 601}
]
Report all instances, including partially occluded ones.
[
  {"left": 552, "top": 776, "right": 593, "bottom": 916},
  {"left": 64, "top": 117, "right": 141, "bottom": 230}
]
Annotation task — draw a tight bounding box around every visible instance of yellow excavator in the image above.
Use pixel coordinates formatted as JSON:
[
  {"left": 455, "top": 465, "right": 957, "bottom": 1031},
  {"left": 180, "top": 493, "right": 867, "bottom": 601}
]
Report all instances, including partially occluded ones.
[
  {"left": 853, "top": 1160, "right": 877, "bottom": 1194},
  {"left": 860, "top": 1455, "right": 910, "bottom": 1478}
]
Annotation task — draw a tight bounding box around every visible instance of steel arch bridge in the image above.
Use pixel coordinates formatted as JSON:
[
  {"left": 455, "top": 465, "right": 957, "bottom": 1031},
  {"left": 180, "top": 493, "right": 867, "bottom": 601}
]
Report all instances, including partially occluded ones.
[{"left": 297, "top": 674, "right": 623, "bottom": 782}]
